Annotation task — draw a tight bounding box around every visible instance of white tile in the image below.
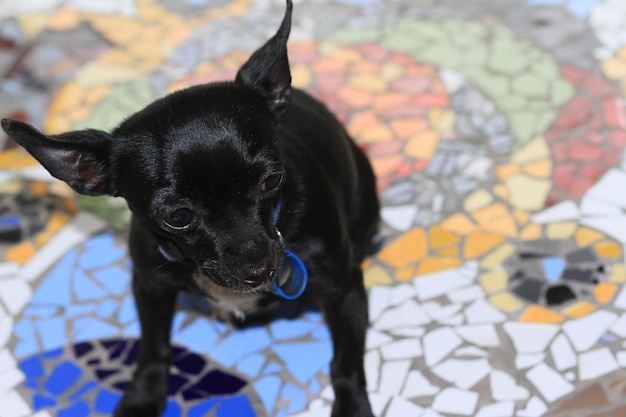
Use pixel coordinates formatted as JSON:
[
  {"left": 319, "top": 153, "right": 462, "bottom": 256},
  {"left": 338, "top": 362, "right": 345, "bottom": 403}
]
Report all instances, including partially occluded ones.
[
  {"left": 19, "top": 212, "right": 107, "bottom": 282},
  {"left": 516, "top": 396, "right": 548, "bottom": 417},
  {"left": 369, "top": 393, "right": 390, "bottom": 417},
  {"left": 617, "top": 350, "right": 626, "bottom": 367},
  {"left": 489, "top": 370, "right": 529, "bottom": 401},
  {"left": 437, "top": 314, "right": 464, "bottom": 325},
  {"left": 390, "top": 283, "right": 417, "bottom": 305},
  {"left": 31, "top": 411, "right": 53, "bottom": 417},
  {"left": 423, "top": 327, "right": 463, "bottom": 366},
  {"left": 388, "top": 328, "right": 425, "bottom": 338},
  {"left": 401, "top": 370, "right": 440, "bottom": 397},
  {"left": 320, "top": 385, "right": 335, "bottom": 401},
  {"left": 611, "top": 313, "right": 626, "bottom": 337},
  {"left": 465, "top": 299, "right": 506, "bottom": 324},
  {"left": 369, "top": 286, "right": 391, "bottom": 322},
  {"left": 578, "top": 347, "right": 619, "bottom": 380},
  {"left": 0, "top": 390, "right": 30, "bottom": 417},
  {"left": 0, "top": 350, "right": 16, "bottom": 374},
  {"left": 616, "top": 286, "right": 626, "bottom": 310},
  {"left": 525, "top": 363, "right": 574, "bottom": 402},
  {"left": 413, "top": 267, "right": 473, "bottom": 300},
  {"left": 421, "top": 408, "right": 444, "bottom": 417},
  {"left": 0, "top": 263, "right": 19, "bottom": 278},
  {"left": 423, "top": 302, "right": 463, "bottom": 321},
  {"left": 475, "top": 402, "right": 515, "bottom": 417},
  {"left": 550, "top": 334, "right": 577, "bottom": 371},
  {"left": 503, "top": 322, "right": 559, "bottom": 354},
  {"left": 432, "top": 358, "right": 491, "bottom": 389},
  {"left": 584, "top": 168, "right": 626, "bottom": 208},
  {"left": 379, "top": 360, "right": 411, "bottom": 396},
  {"left": 448, "top": 284, "right": 484, "bottom": 303},
  {"left": 581, "top": 216, "right": 626, "bottom": 247},
  {"left": 580, "top": 195, "right": 622, "bottom": 216},
  {"left": 515, "top": 353, "right": 545, "bottom": 370},
  {"left": 459, "top": 261, "right": 479, "bottom": 278},
  {"left": 439, "top": 68, "right": 465, "bottom": 94},
  {"left": 455, "top": 324, "right": 500, "bottom": 347},
  {"left": 289, "top": 403, "right": 332, "bottom": 417},
  {"left": 381, "top": 205, "right": 417, "bottom": 231},
  {"left": 562, "top": 310, "right": 618, "bottom": 352},
  {"left": 455, "top": 346, "right": 489, "bottom": 358},
  {"left": 366, "top": 330, "right": 393, "bottom": 350},
  {"left": 0, "top": 368, "right": 24, "bottom": 395},
  {"left": 0, "top": 316, "right": 13, "bottom": 348},
  {"left": 531, "top": 200, "right": 580, "bottom": 223},
  {"left": 431, "top": 387, "right": 479, "bottom": 416},
  {"left": 373, "top": 299, "right": 431, "bottom": 330},
  {"left": 380, "top": 338, "right": 422, "bottom": 360},
  {"left": 365, "top": 350, "right": 380, "bottom": 392},
  {"left": 385, "top": 396, "right": 424, "bottom": 417},
  {"left": 0, "top": 279, "right": 31, "bottom": 316},
  {"left": 564, "top": 371, "right": 576, "bottom": 381}
]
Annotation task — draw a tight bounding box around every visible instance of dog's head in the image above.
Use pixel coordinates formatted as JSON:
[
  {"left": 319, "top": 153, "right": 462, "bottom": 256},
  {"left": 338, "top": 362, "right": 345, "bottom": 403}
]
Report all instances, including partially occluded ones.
[{"left": 2, "top": 1, "right": 295, "bottom": 294}]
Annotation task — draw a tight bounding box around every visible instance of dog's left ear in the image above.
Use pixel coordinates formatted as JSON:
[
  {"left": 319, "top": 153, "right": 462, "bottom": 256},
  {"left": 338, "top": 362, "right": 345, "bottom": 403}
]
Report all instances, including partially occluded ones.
[{"left": 236, "top": 0, "right": 293, "bottom": 121}]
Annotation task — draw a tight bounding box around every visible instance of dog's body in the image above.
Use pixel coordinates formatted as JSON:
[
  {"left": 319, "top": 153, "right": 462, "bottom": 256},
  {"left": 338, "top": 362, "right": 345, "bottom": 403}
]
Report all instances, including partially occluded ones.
[{"left": 2, "top": 2, "right": 379, "bottom": 416}]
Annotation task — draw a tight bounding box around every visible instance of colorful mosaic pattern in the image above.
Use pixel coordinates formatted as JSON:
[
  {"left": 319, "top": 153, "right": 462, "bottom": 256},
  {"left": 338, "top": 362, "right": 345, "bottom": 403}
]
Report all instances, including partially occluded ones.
[{"left": 2, "top": 0, "right": 626, "bottom": 416}]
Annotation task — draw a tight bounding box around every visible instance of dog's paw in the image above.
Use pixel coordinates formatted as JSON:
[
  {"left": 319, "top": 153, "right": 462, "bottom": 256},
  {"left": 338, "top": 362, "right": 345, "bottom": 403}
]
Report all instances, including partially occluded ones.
[{"left": 113, "top": 364, "right": 168, "bottom": 417}]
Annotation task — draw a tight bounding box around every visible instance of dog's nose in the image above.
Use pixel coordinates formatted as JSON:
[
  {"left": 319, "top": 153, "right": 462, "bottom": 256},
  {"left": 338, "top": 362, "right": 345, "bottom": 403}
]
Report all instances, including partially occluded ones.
[{"left": 243, "top": 265, "right": 275, "bottom": 288}]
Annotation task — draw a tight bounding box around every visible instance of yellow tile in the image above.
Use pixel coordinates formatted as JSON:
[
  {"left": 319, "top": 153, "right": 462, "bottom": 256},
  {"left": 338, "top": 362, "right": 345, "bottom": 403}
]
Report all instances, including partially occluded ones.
[
  {"left": 546, "top": 221, "right": 577, "bottom": 240},
  {"left": 492, "top": 184, "right": 509, "bottom": 200},
  {"left": 463, "top": 189, "right": 493, "bottom": 212},
  {"left": 481, "top": 243, "right": 515, "bottom": 269},
  {"left": 594, "top": 282, "right": 618, "bottom": 304},
  {"left": 0, "top": 149, "right": 23, "bottom": 168},
  {"left": 18, "top": 14, "right": 49, "bottom": 38},
  {"left": 5, "top": 241, "right": 36, "bottom": 264},
  {"left": 479, "top": 269, "right": 508, "bottom": 293},
  {"left": 563, "top": 301, "right": 597, "bottom": 319},
  {"left": 404, "top": 129, "right": 439, "bottom": 160},
  {"left": 44, "top": 116, "right": 72, "bottom": 135},
  {"left": 463, "top": 232, "right": 506, "bottom": 259},
  {"left": 429, "top": 225, "right": 461, "bottom": 249},
  {"left": 522, "top": 159, "right": 552, "bottom": 178},
  {"left": 416, "top": 257, "right": 462, "bottom": 276},
  {"left": 594, "top": 241, "right": 622, "bottom": 259},
  {"left": 0, "top": 181, "right": 22, "bottom": 194},
  {"left": 76, "top": 62, "right": 143, "bottom": 89},
  {"left": 609, "top": 264, "right": 626, "bottom": 283},
  {"left": 48, "top": 81, "right": 84, "bottom": 114},
  {"left": 380, "top": 61, "right": 406, "bottom": 81},
  {"left": 428, "top": 108, "right": 455, "bottom": 134},
  {"left": 378, "top": 227, "right": 428, "bottom": 268},
  {"left": 513, "top": 209, "right": 531, "bottom": 226},
  {"left": 510, "top": 135, "right": 550, "bottom": 164},
  {"left": 489, "top": 292, "right": 523, "bottom": 313},
  {"left": 364, "top": 265, "right": 393, "bottom": 287},
  {"left": 520, "top": 224, "right": 543, "bottom": 241},
  {"left": 574, "top": 227, "right": 606, "bottom": 247},
  {"left": 35, "top": 211, "right": 72, "bottom": 246},
  {"left": 505, "top": 174, "right": 551, "bottom": 211},
  {"left": 395, "top": 265, "right": 415, "bottom": 282},
  {"left": 349, "top": 73, "right": 387, "bottom": 93},
  {"left": 291, "top": 64, "right": 312, "bottom": 89},
  {"left": 440, "top": 213, "right": 479, "bottom": 236},
  {"left": 360, "top": 125, "right": 394, "bottom": 143},
  {"left": 518, "top": 304, "right": 564, "bottom": 323},
  {"left": 436, "top": 246, "right": 459, "bottom": 257},
  {"left": 603, "top": 56, "right": 626, "bottom": 79}
]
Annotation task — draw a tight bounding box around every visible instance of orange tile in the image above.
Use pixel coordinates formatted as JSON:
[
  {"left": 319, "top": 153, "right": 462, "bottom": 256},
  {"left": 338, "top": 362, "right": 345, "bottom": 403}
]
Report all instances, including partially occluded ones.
[
  {"left": 372, "top": 92, "right": 410, "bottom": 112},
  {"left": 370, "top": 155, "right": 404, "bottom": 178},
  {"left": 519, "top": 224, "right": 543, "bottom": 240},
  {"left": 463, "top": 232, "right": 506, "bottom": 259},
  {"left": 440, "top": 213, "right": 479, "bottom": 235},
  {"left": 435, "top": 246, "right": 459, "bottom": 257},
  {"left": 85, "top": 84, "right": 112, "bottom": 105},
  {"left": 47, "top": 9, "right": 80, "bottom": 30},
  {"left": 594, "top": 241, "right": 622, "bottom": 259},
  {"left": 312, "top": 57, "right": 348, "bottom": 73},
  {"left": 471, "top": 203, "right": 517, "bottom": 237},
  {"left": 5, "top": 241, "right": 36, "bottom": 264},
  {"left": 513, "top": 209, "right": 531, "bottom": 226},
  {"left": 337, "top": 86, "right": 374, "bottom": 109},
  {"left": 416, "top": 257, "right": 462, "bottom": 275},
  {"left": 594, "top": 282, "right": 618, "bottom": 304},
  {"left": 349, "top": 111, "right": 382, "bottom": 137},
  {"left": 518, "top": 304, "right": 564, "bottom": 323},
  {"left": 390, "top": 118, "right": 428, "bottom": 139},
  {"left": 48, "top": 81, "right": 84, "bottom": 114},
  {"left": 429, "top": 225, "right": 461, "bottom": 249},
  {"left": 360, "top": 124, "right": 394, "bottom": 142},
  {"left": 29, "top": 182, "right": 47, "bottom": 197},
  {"left": 496, "top": 164, "right": 521, "bottom": 181},
  {"left": 348, "top": 73, "right": 387, "bottom": 93},
  {"left": 395, "top": 265, "right": 415, "bottom": 282},
  {"left": 492, "top": 184, "right": 509, "bottom": 200},
  {"left": 378, "top": 227, "right": 428, "bottom": 268},
  {"left": 522, "top": 159, "right": 552, "bottom": 178},
  {"left": 404, "top": 129, "right": 439, "bottom": 160},
  {"left": 574, "top": 227, "right": 605, "bottom": 247},
  {"left": 563, "top": 301, "right": 597, "bottom": 318}
]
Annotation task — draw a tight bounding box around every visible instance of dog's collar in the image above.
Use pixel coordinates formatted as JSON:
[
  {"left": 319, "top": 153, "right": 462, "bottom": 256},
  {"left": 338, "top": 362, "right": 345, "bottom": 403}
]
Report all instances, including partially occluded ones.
[{"left": 157, "top": 200, "right": 308, "bottom": 300}]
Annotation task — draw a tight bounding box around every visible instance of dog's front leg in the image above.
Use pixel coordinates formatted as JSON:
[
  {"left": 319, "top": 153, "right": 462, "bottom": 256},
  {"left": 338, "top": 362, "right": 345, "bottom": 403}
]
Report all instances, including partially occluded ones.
[
  {"left": 323, "top": 267, "right": 374, "bottom": 417},
  {"left": 114, "top": 274, "right": 178, "bottom": 417}
]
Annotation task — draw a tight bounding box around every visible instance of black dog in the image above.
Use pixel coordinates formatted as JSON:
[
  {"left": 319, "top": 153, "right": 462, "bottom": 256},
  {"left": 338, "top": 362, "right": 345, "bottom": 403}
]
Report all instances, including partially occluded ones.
[{"left": 2, "top": 1, "right": 379, "bottom": 416}]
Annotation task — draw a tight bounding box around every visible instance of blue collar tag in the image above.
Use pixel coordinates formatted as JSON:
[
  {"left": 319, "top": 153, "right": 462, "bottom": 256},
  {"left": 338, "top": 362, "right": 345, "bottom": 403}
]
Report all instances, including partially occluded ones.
[{"left": 268, "top": 249, "right": 308, "bottom": 300}]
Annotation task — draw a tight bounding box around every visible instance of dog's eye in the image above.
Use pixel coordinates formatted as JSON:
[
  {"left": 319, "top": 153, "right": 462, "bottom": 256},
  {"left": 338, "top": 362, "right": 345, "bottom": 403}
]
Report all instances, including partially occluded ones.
[
  {"left": 261, "top": 173, "right": 283, "bottom": 193},
  {"left": 164, "top": 208, "right": 194, "bottom": 230}
]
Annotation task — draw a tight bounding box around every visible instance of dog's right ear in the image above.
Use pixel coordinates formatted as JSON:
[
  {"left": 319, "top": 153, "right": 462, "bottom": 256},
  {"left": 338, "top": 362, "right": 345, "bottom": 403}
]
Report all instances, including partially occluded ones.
[{"left": 1, "top": 119, "right": 116, "bottom": 196}]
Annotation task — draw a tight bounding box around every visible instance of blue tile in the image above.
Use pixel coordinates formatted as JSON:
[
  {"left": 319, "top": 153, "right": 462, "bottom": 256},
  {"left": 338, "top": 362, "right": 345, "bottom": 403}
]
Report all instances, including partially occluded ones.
[
  {"left": 236, "top": 354, "right": 265, "bottom": 378},
  {"left": 282, "top": 383, "right": 306, "bottom": 413},
  {"left": 33, "top": 394, "right": 56, "bottom": 411},
  {"left": 123, "top": 321, "right": 140, "bottom": 337},
  {"left": 97, "top": 300, "right": 118, "bottom": 318},
  {"left": 0, "top": 215, "right": 22, "bottom": 227},
  {"left": 567, "top": 0, "right": 599, "bottom": 18},
  {"left": 274, "top": 341, "right": 332, "bottom": 384},
  {"left": 30, "top": 249, "right": 78, "bottom": 305},
  {"left": 14, "top": 319, "right": 36, "bottom": 339},
  {"left": 92, "top": 266, "right": 130, "bottom": 296},
  {"left": 73, "top": 270, "right": 107, "bottom": 301},
  {"left": 188, "top": 398, "right": 221, "bottom": 417},
  {"left": 44, "top": 361, "right": 82, "bottom": 396},
  {"left": 173, "top": 318, "right": 219, "bottom": 354},
  {"left": 172, "top": 312, "right": 186, "bottom": 333},
  {"left": 69, "top": 381, "right": 99, "bottom": 401},
  {"left": 19, "top": 355, "right": 44, "bottom": 379},
  {"left": 529, "top": 0, "right": 562, "bottom": 5},
  {"left": 270, "top": 318, "right": 317, "bottom": 340},
  {"left": 210, "top": 327, "right": 272, "bottom": 367},
  {"left": 58, "top": 401, "right": 90, "bottom": 417},
  {"left": 263, "top": 362, "right": 283, "bottom": 375},
  {"left": 43, "top": 347, "right": 64, "bottom": 359},
  {"left": 163, "top": 400, "right": 182, "bottom": 417},
  {"left": 23, "top": 306, "right": 58, "bottom": 317},
  {"left": 117, "top": 296, "right": 136, "bottom": 324},
  {"left": 73, "top": 317, "right": 119, "bottom": 341},
  {"left": 216, "top": 395, "right": 256, "bottom": 417},
  {"left": 66, "top": 304, "right": 98, "bottom": 318},
  {"left": 309, "top": 378, "right": 320, "bottom": 395},
  {"left": 312, "top": 326, "right": 330, "bottom": 341},
  {"left": 14, "top": 340, "right": 40, "bottom": 359},
  {"left": 543, "top": 257, "right": 566, "bottom": 283},
  {"left": 94, "top": 389, "right": 122, "bottom": 414},
  {"left": 36, "top": 317, "right": 66, "bottom": 351},
  {"left": 80, "top": 233, "right": 125, "bottom": 269},
  {"left": 254, "top": 376, "right": 281, "bottom": 415}
]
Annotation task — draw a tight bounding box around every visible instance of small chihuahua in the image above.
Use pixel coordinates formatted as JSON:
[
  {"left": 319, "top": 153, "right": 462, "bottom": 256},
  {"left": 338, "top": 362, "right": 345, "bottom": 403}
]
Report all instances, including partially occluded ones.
[{"left": 2, "top": 1, "right": 379, "bottom": 416}]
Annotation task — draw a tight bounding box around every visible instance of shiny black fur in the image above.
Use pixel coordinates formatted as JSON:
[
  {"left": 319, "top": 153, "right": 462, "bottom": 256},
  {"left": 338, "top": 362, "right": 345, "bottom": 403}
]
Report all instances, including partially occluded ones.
[{"left": 1, "top": 1, "right": 379, "bottom": 416}]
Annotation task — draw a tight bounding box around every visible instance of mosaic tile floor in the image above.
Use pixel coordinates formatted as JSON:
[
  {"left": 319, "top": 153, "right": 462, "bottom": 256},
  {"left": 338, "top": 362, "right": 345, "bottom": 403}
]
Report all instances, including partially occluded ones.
[{"left": 1, "top": 0, "right": 626, "bottom": 416}]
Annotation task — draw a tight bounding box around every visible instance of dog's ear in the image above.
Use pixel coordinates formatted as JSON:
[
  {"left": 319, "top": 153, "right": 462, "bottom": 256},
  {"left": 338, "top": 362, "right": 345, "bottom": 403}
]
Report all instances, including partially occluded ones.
[
  {"left": 236, "top": 0, "right": 293, "bottom": 120},
  {"left": 1, "top": 118, "right": 116, "bottom": 196}
]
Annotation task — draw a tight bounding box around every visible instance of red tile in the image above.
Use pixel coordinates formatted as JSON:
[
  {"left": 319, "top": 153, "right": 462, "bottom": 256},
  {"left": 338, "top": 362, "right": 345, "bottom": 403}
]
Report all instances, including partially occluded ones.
[
  {"left": 583, "top": 74, "right": 616, "bottom": 98},
  {"left": 561, "top": 64, "right": 588, "bottom": 84},
  {"left": 603, "top": 98, "right": 626, "bottom": 128},
  {"left": 358, "top": 42, "right": 390, "bottom": 61},
  {"left": 554, "top": 164, "right": 576, "bottom": 190},
  {"left": 569, "top": 140, "right": 603, "bottom": 161},
  {"left": 411, "top": 93, "right": 449, "bottom": 108},
  {"left": 609, "top": 130, "right": 626, "bottom": 148},
  {"left": 390, "top": 76, "right": 432, "bottom": 94}
]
